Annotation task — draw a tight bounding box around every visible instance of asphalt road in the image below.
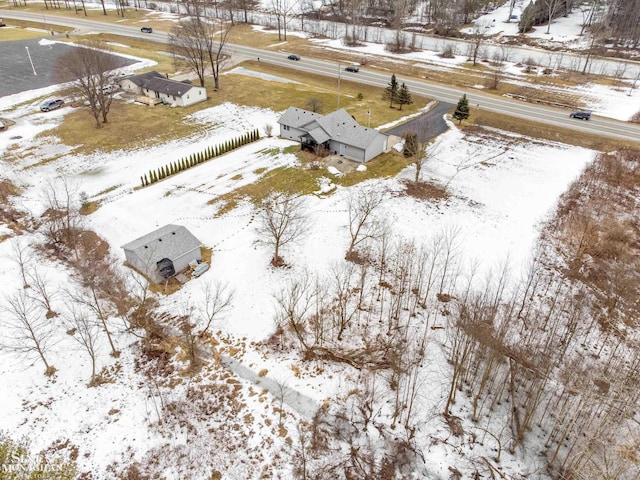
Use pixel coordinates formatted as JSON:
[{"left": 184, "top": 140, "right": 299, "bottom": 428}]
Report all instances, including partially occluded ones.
[
  {"left": 0, "top": 36, "right": 138, "bottom": 98},
  {"left": 1, "top": 10, "right": 639, "bottom": 144},
  {"left": 386, "top": 101, "right": 454, "bottom": 142}
]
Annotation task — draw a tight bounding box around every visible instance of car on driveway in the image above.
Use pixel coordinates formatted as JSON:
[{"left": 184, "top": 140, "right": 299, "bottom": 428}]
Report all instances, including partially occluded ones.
[
  {"left": 345, "top": 65, "right": 359, "bottom": 72},
  {"left": 140, "top": 26, "right": 153, "bottom": 33},
  {"left": 569, "top": 111, "right": 591, "bottom": 120},
  {"left": 40, "top": 99, "right": 64, "bottom": 112},
  {"left": 287, "top": 54, "right": 300, "bottom": 61}
]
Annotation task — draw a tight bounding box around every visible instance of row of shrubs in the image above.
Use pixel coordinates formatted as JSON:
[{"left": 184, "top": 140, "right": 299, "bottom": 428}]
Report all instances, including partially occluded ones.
[{"left": 140, "top": 129, "right": 260, "bottom": 186}]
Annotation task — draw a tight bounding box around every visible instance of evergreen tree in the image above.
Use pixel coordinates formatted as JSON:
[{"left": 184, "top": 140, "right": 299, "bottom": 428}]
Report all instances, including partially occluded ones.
[
  {"left": 382, "top": 74, "right": 399, "bottom": 108},
  {"left": 144, "top": 173, "right": 149, "bottom": 185},
  {"left": 397, "top": 83, "right": 413, "bottom": 110},
  {"left": 141, "top": 176, "right": 144, "bottom": 186},
  {"left": 453, "top": 94, "right": 471, "bottom": 124}
]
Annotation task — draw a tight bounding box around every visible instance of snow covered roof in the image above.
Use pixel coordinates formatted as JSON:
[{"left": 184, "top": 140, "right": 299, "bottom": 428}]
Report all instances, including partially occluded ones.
[{"left": 121, "top": 224, "right": 202, "bottom": 260}]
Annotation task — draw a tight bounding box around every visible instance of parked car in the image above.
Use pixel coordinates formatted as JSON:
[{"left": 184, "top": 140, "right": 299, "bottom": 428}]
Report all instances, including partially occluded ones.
[
  {"left": 140, "top": 26, "right": 153, "bottom": 33},
  {"left": 287, "top": 54, "right": 300, "bottom": 61},
  {"left": 569, "top": 111, "right": 591, "bottom": 120},
  {"left": 192, "top": 262, "right": 209, "bottom": 278},
  {"left": 345, "top": 65, "right": 360, "bottom": 73},
  {"left": 40, "top": 99, "right": 64, "bottom": 112}
]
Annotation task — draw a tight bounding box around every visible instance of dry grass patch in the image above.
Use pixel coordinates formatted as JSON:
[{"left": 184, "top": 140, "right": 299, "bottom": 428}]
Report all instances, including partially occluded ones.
[
  {"left": 212, "top": 148, "right": 408, "bottom": 214},
  {"left": 0, "top": 25, "right": 51, "bottom": 40},
  {"left": 471, "top": 110, "right": 640, "bottom": 151},
  {"left": 402, "top": 179, "right": 448, "bottom": 200}
]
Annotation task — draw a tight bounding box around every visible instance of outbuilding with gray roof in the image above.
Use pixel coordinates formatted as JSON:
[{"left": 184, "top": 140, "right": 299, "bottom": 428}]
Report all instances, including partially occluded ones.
[{"left": 122, "top": 224, "right": 203, "bottom": 283}]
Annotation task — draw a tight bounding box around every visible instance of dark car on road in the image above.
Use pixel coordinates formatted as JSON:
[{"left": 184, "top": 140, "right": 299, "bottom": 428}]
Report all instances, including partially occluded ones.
[
  {"left": 287, "top": 54, "right": 300, "bottom": 61},
  {"left": 345, "top": 65, "right": 359, "bottom": 72},
  {"left": 40, "top": 99, "right": 64, "bottom": 112},
  {"left": 140, "top": 26, "right": 153, "bottom": 33},
  {"left": 569, "top": 111, "right": 591, "bottom": 120}
]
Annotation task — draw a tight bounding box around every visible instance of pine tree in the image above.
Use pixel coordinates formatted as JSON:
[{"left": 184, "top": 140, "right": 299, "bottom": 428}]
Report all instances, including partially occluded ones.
[
  {"left": 141, "top": 176, "right": 144, "bottom": 187},
  {"left": 144, "top": 173, "right": 149, "bottom": 185},
  {"left": 453, "top": 94, "right": 471, "bottom": 123},
  {"left": 382, "top": 74, "right": 399, "bottom": 108},
  {"left": 397, "top": 83, "right": 413, "bottom": 110}
]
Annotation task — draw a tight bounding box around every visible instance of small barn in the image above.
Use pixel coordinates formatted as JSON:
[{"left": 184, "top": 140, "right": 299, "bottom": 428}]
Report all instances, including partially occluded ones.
[
  {"left": 121, "top": 224, "right": 203, "bottom": 283},
  {"left": 278, "top": 107, "right": 389, "bottom": 163}
]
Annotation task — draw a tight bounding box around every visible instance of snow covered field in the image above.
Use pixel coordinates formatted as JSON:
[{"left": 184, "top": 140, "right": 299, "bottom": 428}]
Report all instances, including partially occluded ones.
[
  {"left": 0, "top": 84, "right": 596, "bottom": 476},
  {"left": 0, "top": 3, "right": 635, "bottom": 477}
]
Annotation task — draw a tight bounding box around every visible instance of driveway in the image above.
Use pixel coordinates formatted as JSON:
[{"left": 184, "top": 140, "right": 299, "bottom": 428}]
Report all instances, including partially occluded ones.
[
  {"left": 0, "top": 38, "right": 137, "bottom": 98},
  {"left": 385, "top": 101, "right": 454, "bottom": 143}
]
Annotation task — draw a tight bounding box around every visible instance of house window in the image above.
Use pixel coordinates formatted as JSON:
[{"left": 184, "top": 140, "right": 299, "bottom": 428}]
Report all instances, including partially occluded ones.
[
  {"left": 283, "top": 125, "right": 290, "bottom": 131},
  {"left": 173, "top": 96, "right": 176, "bottom": 100}
]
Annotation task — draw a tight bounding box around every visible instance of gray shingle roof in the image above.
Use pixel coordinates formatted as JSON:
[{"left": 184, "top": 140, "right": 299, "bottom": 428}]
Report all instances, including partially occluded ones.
[
  {"left": 143, "top": 77, "right": 196, "bottom": 98},
  {"left": 122, "top": 224, "right": 202, "bottom": 261},
  {"left": 317, "top": 109, "right": 385, "bottom": 150},
  {"left": 277, "top": 107, "right": 322, "bottom": 128},
  {"left": 125, "top": 70, "right": 164, "bottom": 87},
  {"left": 279, "top": 107, "right": 386, "bottom": 150}
]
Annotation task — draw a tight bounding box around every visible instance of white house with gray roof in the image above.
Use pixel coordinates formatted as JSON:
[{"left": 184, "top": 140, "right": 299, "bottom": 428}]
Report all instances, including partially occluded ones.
[
  {"left": 119, "top": 71, "right": 207, "bottom": 107},
  {"left": 277, "top": 107, "right": 388, "bottom": 162},
  {"left": 121, "top": 224, "right": 203, "bottom": 283}
]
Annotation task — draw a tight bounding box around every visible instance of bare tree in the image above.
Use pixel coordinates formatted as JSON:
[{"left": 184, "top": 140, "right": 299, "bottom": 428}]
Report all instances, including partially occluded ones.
[
  {"left": 169, "top": 18, "right": 211, "bottom": 87},
  {"left": 27, "top": 266, "right": 58, "bottom": 318},
  {"left": 2, "top": 290, "right": 57, "bottom": 376},
  {"left": 54, "top": 39, "right": 119, "bottom": 128},
  {"left": 197, "top": 280, "right": 234, "bottom": 337},
  {"left": 10, "top": 238, "right": 30, "bottom": 289},
  {"left": 346, "top": 186, "right": 387, "bottom": 255},
  {"left": 64, "top": 304, "right": 101, "bottom": 386},
  {"left": 40, "top": 177, "right": 83, "bottom": 255},
  {"left": 256, "top": 192, "right": 310, "bottom": 267},
  {"left": 207, "top": 16, "right": 234, "bottom": 91},
  {"left": 67, "top": 283, "right": 119, "bottom": 358}
]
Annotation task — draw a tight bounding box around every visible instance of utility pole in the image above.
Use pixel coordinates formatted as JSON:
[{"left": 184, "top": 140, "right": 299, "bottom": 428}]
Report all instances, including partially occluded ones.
[{"left": 337, "top": 64, "right": 341, "bottom": 109}]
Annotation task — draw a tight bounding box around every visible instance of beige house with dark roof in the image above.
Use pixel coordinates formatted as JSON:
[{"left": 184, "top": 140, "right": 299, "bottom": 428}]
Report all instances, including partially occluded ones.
[
  {"left": 277, "top": 107, "right": 389, "bottom": 162},
  {"left": 119, "top": 71, "right": 207, "bottom": 107}
]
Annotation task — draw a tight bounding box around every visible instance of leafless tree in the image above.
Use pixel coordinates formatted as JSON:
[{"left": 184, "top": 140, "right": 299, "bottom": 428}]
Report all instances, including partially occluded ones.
[
  {"left": 54, "top": 39, "right": 119, "bottom": 128},
  {"left": 197, "top": 280, "right": 234, "bottom": 337},
  {"left": 468, "top": 22, "right": 488, "bottom": 66},
  {"left": 64, "top": 304, "right": 101, "bottom": 385},
  {"left": 10, "top": 238, "right": 30, "bottom": 289},
  {"left": 40, "top": 177, "right": 83, "bottom": 255},
  {"left": 67, "top": 283, "right": 119, "bottom": 358},
  {"left": 2, "top": 290, "right": 57, "bottom": 376},
  {"left": 273, "top": 271, "right": 315, "bottom": 351},
  {"left": 27, "top": 266, "right": 58, "bottom": 318},
  {"left": 256, "top": 192, "right": 310, "bottom": 267},
  {"left": 169, "top": 18, "right": 211, "bottom": 87},
  {"left": 170, "top": 15, "right": 233, "bottom": 90},
  {"left": 207, "top": 16, "right": 234, "bottom": 91},
  {"left": 346, "top": 186, "right": 387, "bottom": 256}
]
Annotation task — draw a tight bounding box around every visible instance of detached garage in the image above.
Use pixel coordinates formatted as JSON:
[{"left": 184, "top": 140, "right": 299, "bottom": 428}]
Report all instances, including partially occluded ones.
[{"left": 122, "top": 224, "right": 202, "bottom": 283}]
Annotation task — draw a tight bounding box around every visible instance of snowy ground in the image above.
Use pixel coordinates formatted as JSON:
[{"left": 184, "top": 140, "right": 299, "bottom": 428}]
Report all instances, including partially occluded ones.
[
  {"left": 0, "top": 81, "right": 596, "bottom": 476},
  {"left": 0, "top": 3, "right": 630, "bottom": 477}
]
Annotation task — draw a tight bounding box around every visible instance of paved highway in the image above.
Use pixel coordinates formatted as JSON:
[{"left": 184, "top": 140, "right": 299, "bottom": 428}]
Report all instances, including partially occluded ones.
[{"left": 2, "top": 10, "right": 639, "bottom": 144}]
